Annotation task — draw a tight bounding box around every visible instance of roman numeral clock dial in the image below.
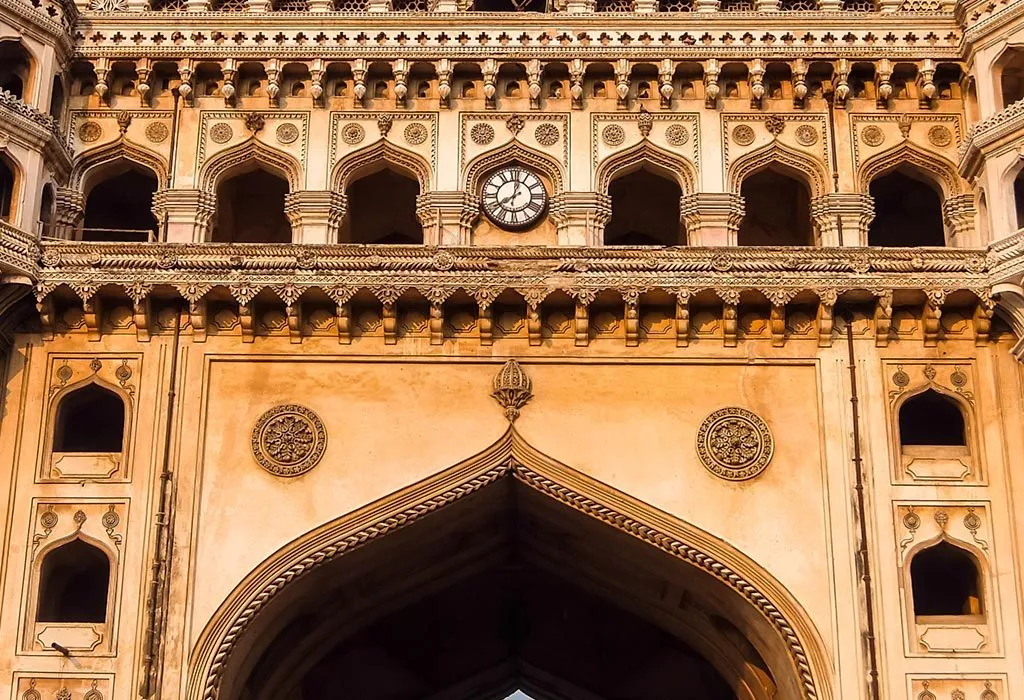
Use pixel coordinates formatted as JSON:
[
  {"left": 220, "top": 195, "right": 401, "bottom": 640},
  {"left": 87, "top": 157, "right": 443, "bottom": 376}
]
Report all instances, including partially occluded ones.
[{"left": 481, "top": 167, "right": 548, "bottom": 230}]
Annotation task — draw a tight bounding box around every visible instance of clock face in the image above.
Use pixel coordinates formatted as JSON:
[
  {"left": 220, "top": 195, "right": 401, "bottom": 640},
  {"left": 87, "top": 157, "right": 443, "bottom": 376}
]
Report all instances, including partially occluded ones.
[{"left": 481, "top": 166, "right": 548, "bottom": 230}]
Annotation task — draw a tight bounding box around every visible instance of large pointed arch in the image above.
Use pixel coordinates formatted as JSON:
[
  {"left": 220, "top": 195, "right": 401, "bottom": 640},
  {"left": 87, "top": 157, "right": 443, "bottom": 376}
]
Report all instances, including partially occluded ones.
[
  {"left": 595, "top": 140, "right": 696, "bottom": 194},
  {"left": 728, "top": 140, "right": 829, "bottom": 199},
  {"left": 187, "top": 428, "right": 833, "bottom": 700},
  {"left": 331, "top": 139, "right": 433, "bottom": 192},
  {"left": 199, "top": 138, "right": 303, "bottom": 193},
  {"left": 70, "top": 136, "right": 169, "bottom": 191},
  {"left": 857, "top": 141, "right": 962, "bottom": 199},
  {"left": 465, "top": 140, "right": 565, "bottom": 194}
]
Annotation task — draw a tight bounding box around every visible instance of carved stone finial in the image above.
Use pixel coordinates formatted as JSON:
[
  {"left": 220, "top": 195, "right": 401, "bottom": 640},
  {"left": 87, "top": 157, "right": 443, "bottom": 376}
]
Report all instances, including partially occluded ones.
[
  {"left": 377, "top": 113, "right": 394, "bottom": 137},
  {"left": 764, "top": 114, "right": 785, "bottom": 137},
  {"left": 638, "top": 106, "right": 653, "bottom": 138},
  {"left": 244, "top": 113, "right": 266, "bottom": 134},
  {"left": 898, "top": 114, "right": 912, "bottom": 139},
  {"left": 116, "top": 111, "right": 132, "bottom": 134},
  {"left": 491, "top": 359, "right": 532, "bottom": 423},
  {"left": 505, "top": 113, "right": 525, "bottom": 137}
]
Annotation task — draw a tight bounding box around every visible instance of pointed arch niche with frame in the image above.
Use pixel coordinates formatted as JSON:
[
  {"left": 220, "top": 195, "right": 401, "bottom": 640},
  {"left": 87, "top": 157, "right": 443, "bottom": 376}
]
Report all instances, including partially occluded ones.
[
  {"left": 21, "top": 499, "right": 128, "bottom": 656},
  {"left": 187, "top": 429, "right": 834, "bottom": 700},
  {"left": 885, "top": 361, "right": 981, "bottom": 484},
  {"left": 39, "top": 356, "right": 139, "bottom": 483},
  {"left": 895, "top": 503, "right": 998, "bottom": 657}
]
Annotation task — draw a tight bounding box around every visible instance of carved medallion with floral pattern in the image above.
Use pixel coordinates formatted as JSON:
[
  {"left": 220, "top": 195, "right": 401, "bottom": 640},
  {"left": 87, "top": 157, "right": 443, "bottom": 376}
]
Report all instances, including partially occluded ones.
[
  {"left": 78, "top": 121, "right": 102, "bottom": 143},
  {"left": 276, "top": 123, "right": 300, "bottom": 145},
  {"left": 210, "top": 122, "right": 233, "bottom": 144},
  {"left": 665, "top": 123, "right": 689, "bottom": 146},
  {"left": 471, "top": 122, "right": 495, "bottom": 145},
  {"left": 696, "top": 407, "right": 774, "bottom": 481},
  {"left": 145, "top": 122, "right": 169, "bottom": 143},
  {"left": 731, "top": 124, "right": 755, "bottom": 146},
  {"left": 341, "top": 122, "right": 365, "bottom": 145},
  {"left": 602, "top": 124, "right": 625, "bottom": 146},
  {"left": 251, "top": 404, "right": 327, "bottom": 477},
  {"left": 861, "top": 125, "right": 884, "bottom": 147},
  {"left": 927, "top": 124, "right": 952, "bottom": 147},
  {"left": 404, "top": 122, "right": 428, "bottom": 145}
]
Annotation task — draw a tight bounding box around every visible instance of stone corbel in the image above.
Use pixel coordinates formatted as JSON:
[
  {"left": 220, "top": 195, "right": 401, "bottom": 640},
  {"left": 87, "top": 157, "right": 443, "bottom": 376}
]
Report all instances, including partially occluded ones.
[
  {"left": 875, "top": 59, "right": 893, "bottom": 109},
  {"left": 177, "top": 60, "right": 194, "bottom": 104},
  {"left": 703, "top": 59, "right": 720, "bottom": 108},
  {"left": 135, "top": 59, "right": 151, "bottom": 106},
  {"left": 93, "top": 58, "right": 110, "bottom": 104},
  {"left": 679, "top": 192, "right": 744, "bottom": 246},
  {"left": 394, "top": 59, "right": 408, "bottom": 107},
  {"left": 874, "top": 290, "right": 892, "bottom": 347},
  {"left": 792, "top": 59, "right": 808, "bottom": 108},
  {"left": 569, "top": 60, "right": 585, "bottom": 109},
  {"left": 415, "top": 191, "right": 479, "bottom": 246},
  {"left": 266, "top": 59, "right": 281, "bottom": 105},
  {"left": 152, "top": 189, "right": 215, "bottom": 243},
  {"left": 674, "top": 290, "right": 689, "bottom": 347},
  {"left": 658, "top": 59, "right": 674, "bottom": 108},
  {"left": 527, "top": 60, "right": 542, "bottom": 110},
  {"left": 284, "top": 191, "right": 346, "bottom": 244},
  {"left": 809, "top": 193, "right": 874, "bottom": 246},
  {"left": 549, "top": 192, "right": 611, "bottom": 247},
  {"left": 923, "top": 289, "right": 945, "bottom": 347},
  {"left": 615, "top": 59, "right": 630, "bottom": 110},
  {"left": 438, "top": 59, "right": 452, "bottom": 108},
  {"left": 54, "top": 188, "right": 85, "bottom": 240},
  {"left": 749, "top": 59, "right": 765, "bottom": 109},
  {"left": 918, "top": 59, "right": 936, "bottom": 109},
  {"left": 352, "top": 60, "right": 367, "bottom": 105},
  {"left": 833, "top": 59, "right": 850, "bottom": 107},
  {"left": 222, "top": 59, "right": 237, "bottom": 106},
  {"left": 483, "top": 59, "right": 498, "bottom": 110},
  {"left": 942, "top": 194, "right": 976, "bottom": 247},
  {"left": 310, "top": 60, "right": 325, "bottom": 105}
]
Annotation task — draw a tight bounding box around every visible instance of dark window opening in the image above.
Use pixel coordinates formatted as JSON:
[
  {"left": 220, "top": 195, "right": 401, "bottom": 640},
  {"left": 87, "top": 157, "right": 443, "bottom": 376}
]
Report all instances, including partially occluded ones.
[
  {"left": 83, "top": 169, "right": 159, "bottom": 242},
  {"left": 54, "top": 383, "right": 125, "bottom": 453},
  {"left": 49, "top": 76, "right": 65, "bottom": 123},
  {"left": 868, "top": 170, "right": 945, "bottom": 247},
  {"left": 473, "top": 0, "right": 546, "bottom": 10},
  {"left": 0, "top": 157, "right": 14, "bottom": 221},
  {"left": 911, "top": 541, "right": 982, "bottom": 617},
  {"left": 899, "top": 389, "right": 966, "bottom": 447},
  {"left": 999, "top": 50, "right": 1024, "bottom": 109},
  {"left": 342, "top": 168, "right": 422, "bottom": 244},
  {"left": 39, "top": 184, "right": 54, "bottom": 237},
  {"left": 37, "top": 539, "right": 110, "bottom": 623},
  {"left": 0, "top": 42, "right": 31, "bottom": 100},
  {"left": 737, "top": 169, "right": 812, "bottom": 246},
  {"left": 604, "top": 168, "right": 684, "bottom": 246},
  {"left": 212, "top": 168, "right": 292, "bottom": 244},
  {"left": 1015, "top": 168, "right": 1024, "bottom": 231}
]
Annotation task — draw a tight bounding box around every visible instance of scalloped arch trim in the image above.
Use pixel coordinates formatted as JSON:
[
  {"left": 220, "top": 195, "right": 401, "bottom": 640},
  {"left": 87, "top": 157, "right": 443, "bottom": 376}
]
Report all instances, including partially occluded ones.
[
  {"left": 71, "top": 136, "right": 170, "bottom": 191},
  {"left": 186, "top": 428, "right": 832, "bottom": 700},
  {"left": 857, "top": 141, "right": 962, "bottom": 198},
  {"left": 728, "top": 140, "right": 829, "bottom": 199},
  {"left": 465, "top": 141, "right": 565, "bottom": 194},
  {"left": 331, "top": 139, "right": 433, "bottom": 192},
  {"left": 595, "top": 140, "right": 697, "bottom": 194},
  {"left": 199, "top": 138, "right": 303, "bottom": 193}
]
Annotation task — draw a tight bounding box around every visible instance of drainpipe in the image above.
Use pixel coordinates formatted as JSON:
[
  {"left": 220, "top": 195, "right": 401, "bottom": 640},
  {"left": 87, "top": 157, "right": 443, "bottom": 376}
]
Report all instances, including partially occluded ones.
[
  {"left": 845, "top": 314, "right": 880, "bottom": 700},
  {"left": 139, "top": 306, "right": 181, "bottom": 699}
]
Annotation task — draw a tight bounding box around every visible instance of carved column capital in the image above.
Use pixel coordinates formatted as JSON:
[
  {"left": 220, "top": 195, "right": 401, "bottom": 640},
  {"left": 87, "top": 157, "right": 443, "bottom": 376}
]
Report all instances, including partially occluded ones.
[
  {"left": 679, "top": 192, "right": 744, "bottom": 246},
  {"left": 152, "top": 189, "right": 215, "bottom": 243},
  {"left": 942, "top": 194, "right": 976, "bottom": 248},
  {"left": 284, "top": 191, "right": 347, "bottom": 244},
  {"left": 810, "top": 193, "right": 874, "bottom": 247},
  {"left": 415, "top": 191, "right": 480, "bottom": 246},
  {"left": 54, "top": 188, "right": 85, "bottom": 240},
  {"left": 549, "top": 191, "right": 611, "bottom": 247}
]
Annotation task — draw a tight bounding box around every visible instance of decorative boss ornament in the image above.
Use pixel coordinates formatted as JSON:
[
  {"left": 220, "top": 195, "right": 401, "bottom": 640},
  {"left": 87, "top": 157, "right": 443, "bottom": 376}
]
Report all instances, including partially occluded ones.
[
  {"left": 696, "top": 407, "right": 774, "bottom": 481},
  {"left": 251, "top": 404, "right": 327, "bottom": 477}
]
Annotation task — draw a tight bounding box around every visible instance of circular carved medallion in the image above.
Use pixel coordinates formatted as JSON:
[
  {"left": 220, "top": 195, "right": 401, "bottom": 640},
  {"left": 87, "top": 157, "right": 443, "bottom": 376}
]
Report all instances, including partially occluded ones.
[
  {"left": 696, "top": 407, "right": 774, "bottom": 481},
  {"left": 482, "top": 165, "right": 548, "bottom": 230},
  {"left": 731, "top": 124, "right": 755, "bottom": 146},
  {"left": 341, "top": 122, "right": 365, "bottom": 145},
  {"left": 795, "top": 124, "right": 818, "bottom": 146},
  {"left": 665, "top": 123, "right": 689, "bottom": 146},
  {"left": 145, "top": 121, "right": 169, "bottom": 143},
  {"left": 251, "top": 404, "right": 327, "bottom": 477},
  {"left": 210, "top": 122, "right": 233, "bottom": 144},
  {"left": 927, "top": 124, "right": 952, "bottom": 147},
  {"left": 276, "top": 123, "right": 299, "bottom": 145},
  {"left": 404, "top": 122, "right": 428, "bottom": 145},
  {"left": 39, "top": 509, "right": 58, "bottom": 529},
  {"left": 471, "top": 122, "right": 495, "bottom": 145},
  {"left": 861, "top": 125, "right": 885, "bottom": 147},
  {"left": 534, "top": 122, "right": 560, "bottom": 146},
  {"left": 602, "top": 124, "right": 625, "bottom": 146},
  {"left": 78, "top": 121, "right": 102, "bottom": 143},
  {"left": 101, "top": 507, "right": 120, "bottom": 529}
]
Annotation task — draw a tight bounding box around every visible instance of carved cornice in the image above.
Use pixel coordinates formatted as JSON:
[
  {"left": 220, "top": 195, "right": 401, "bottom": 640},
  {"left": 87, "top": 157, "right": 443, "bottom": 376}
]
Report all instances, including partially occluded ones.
[
  {"left": 0, "top": 0, "right": 75, "bottom": 55},
  {"left": 0, "top": 92, "right": 74, "bottom": 178},
  {"left": 958, "top": 98, "right": 1024, "bottom": 179}
]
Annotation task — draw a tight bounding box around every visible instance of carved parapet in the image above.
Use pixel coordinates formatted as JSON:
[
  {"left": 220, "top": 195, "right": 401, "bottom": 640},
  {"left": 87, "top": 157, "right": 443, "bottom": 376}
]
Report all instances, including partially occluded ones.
[
  {"left": 54, "top": 188, "right": 85, "bottom": 240},
  {"left": 680, "top": 192, "right": 744, "bottom": 247},
  {"left": 549, "top": 191, "right": 611, "bottom": 247},
  {"left": 959, "top": 99, "right": 1024, "bottom": 179},
  {"left": 810, "top": 193, "right": 875, "bottom": 247},
  {"left": 942, "top": 194, "right": 976, "bottom": 248},
  {"left": 151, "top": 188, "right": 215, "bottom": 243},
  {"left": 415, "top": 191, "right": 480, "bottom": 246},
  {"left": 284, "top": 191, "right": 347, "bottom": 245},
  {"left": 0, "top": 220, "right": 40, "bottom": 280}
]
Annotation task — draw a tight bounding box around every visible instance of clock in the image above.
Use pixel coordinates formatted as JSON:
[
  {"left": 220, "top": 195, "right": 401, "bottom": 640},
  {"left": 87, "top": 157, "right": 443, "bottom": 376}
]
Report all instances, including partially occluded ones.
[{"left": 481, "top": 166, "right": 548, "bottom": 230}]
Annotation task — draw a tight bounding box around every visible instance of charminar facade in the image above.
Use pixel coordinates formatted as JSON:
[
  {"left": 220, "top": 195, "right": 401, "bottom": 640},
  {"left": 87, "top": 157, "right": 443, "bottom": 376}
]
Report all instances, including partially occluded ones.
[{"left": 1, "top": 0, "right": 1024, "bottom": 697}]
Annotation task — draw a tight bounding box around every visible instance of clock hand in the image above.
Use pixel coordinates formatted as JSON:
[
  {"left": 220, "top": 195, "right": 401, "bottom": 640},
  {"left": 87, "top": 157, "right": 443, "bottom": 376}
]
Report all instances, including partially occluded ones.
[{"left": 499, "top": 184, "right": 522, "bottom": 206}]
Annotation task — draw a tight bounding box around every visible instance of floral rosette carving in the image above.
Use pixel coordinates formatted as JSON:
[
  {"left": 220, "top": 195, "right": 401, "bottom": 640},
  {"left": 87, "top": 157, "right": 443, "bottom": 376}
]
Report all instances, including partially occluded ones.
[
  {"left": 696, "top": 407, "right": 774, "bottom": 481},
  {"left": 251, "top": 404, "right": 327, "bottom": 477}
]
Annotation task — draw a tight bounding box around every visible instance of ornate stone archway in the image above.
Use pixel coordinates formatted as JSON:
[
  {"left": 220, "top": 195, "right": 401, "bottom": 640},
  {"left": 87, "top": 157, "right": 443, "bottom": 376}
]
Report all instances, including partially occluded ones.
[{"left": 187, "top": 429, "right": 833, "bottom": 700}]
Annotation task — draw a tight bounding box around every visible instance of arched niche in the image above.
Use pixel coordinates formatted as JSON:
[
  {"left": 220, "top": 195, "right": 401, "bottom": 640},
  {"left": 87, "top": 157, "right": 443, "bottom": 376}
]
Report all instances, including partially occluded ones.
[
  {"left": 186, "top": 429, "right": 833, "bottom": 700},
  {"left": 332, "top": 139, "right": 433, "bottom": 194},
  {"left": 604, "top": 166, "right": 684, "bottom": 246},
  {"left": 736, "top": 166, "right": 814, "bottom": 246},
  {"left": 993, "top": 46, "right": 1024, "bottom": 111},
  {"left": 728, "top": 140, "right": 830, "bottom": 200},
  {"left": 0, "top": 40, "right": 34, "bottom": 102},
  {"left": 908, "top": 539, "right": 984, "bottom": 620},
  {"left": 340, "top": 166, "right": 423, "bottom": 244},
  {"left": 893, "top": 386, "right": 974, "bottom": 482},
  {"left": 211, "top": 166, "right": 293, "bottom": 244},
  {"left": 45, "top": 378, "right": 132, "bottom": 482},
  {"left": 81, "top": 162, "right": 160, "bottom": 242},
  {"left": 867, "top": 167, "right": 946, "bottom": 247},
  {"left": 199, "top": 138, "right": 303, "bottom": 194},
  {"left": 0, "top": 150, "right": 19, "bottom": 223}
]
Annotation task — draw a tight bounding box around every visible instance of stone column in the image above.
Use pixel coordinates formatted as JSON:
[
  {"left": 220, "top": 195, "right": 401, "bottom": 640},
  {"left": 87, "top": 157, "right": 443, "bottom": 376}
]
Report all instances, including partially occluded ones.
[
  {"left": 549, "top": 192, "right": 611, "bottom": 247},
  {"left": 810, "top": 193, "right": 874, "bottom": 247},
  {"left": 416, "top": 191, "right": 479, "bottom": 246},
  {"left": 152, "top": 189, "right": 216, "bottom": 243},
  {"left": 942, "top": 194, "right": 977, "bottom": 248},
  {"left": 53, "top": 188, "right": 84, "bottom": 240},
  {"left": 284, "top": 191, "right": 346, "bottom": 244},
  {"left": 679, "top": 192, "right": 744, "bottom": 247}
]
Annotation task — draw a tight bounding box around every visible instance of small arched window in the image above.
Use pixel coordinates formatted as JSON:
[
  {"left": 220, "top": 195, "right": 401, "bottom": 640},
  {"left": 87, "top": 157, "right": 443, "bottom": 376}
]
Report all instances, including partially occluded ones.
[
  {"left": 910, "top": 541, "right": 982, "bottom": 617},
  {"left": 37, "top": 539, "right": 110, "bottom": 623},
  {"left": 899, "top": 389, "right": 965, "bottom": 447},
  {"left": 54, "top": 383, "right": 126, "bottom": 453}
]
